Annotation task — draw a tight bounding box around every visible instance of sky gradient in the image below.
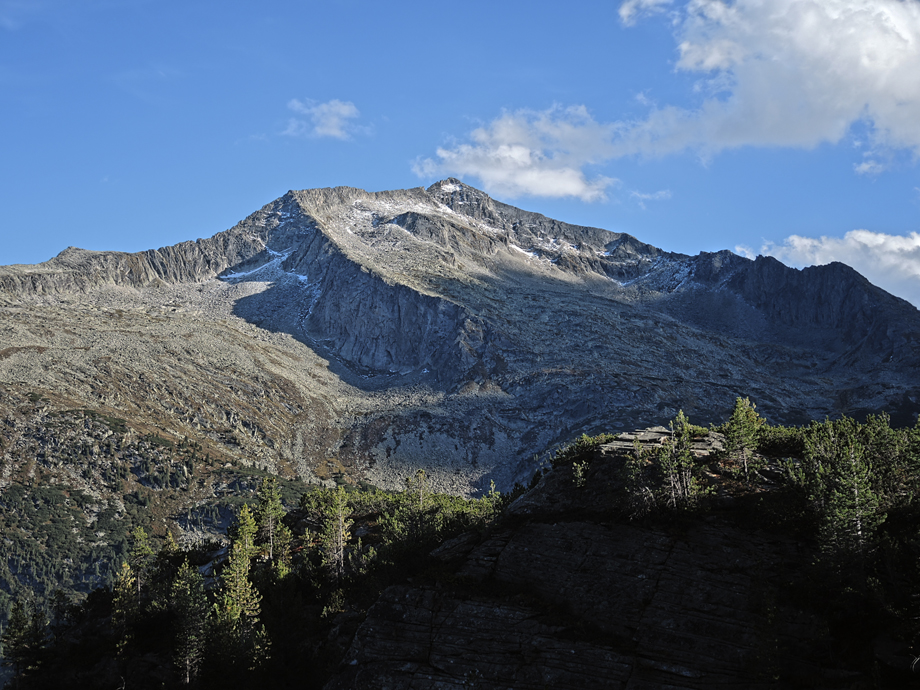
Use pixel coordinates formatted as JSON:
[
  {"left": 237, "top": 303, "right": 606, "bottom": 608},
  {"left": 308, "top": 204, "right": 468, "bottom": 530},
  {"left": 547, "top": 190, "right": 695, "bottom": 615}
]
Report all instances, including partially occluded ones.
[{"left": 3, "top": 0, "right": 920, "bottom": 305}]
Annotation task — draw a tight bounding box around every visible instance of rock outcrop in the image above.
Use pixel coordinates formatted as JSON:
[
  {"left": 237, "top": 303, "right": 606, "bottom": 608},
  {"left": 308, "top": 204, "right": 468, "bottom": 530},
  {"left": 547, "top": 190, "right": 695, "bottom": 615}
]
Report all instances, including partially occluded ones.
[{"left": 324, "top": 443, "right": 862, "bottom": 689}]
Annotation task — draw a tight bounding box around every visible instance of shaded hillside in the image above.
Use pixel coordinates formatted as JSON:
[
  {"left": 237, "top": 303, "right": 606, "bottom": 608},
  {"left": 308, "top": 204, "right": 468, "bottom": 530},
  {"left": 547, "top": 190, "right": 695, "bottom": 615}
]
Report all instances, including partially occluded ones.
[{"left": 6, "top": 412, "right": 920, "bottom": 689}]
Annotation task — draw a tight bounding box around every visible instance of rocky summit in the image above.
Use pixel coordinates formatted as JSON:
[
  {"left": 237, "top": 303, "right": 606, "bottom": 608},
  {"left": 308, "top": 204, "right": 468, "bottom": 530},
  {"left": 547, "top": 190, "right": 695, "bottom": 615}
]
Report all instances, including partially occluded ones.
[{"left": 1, "top": 179, "right": 919, "bottom": 496}]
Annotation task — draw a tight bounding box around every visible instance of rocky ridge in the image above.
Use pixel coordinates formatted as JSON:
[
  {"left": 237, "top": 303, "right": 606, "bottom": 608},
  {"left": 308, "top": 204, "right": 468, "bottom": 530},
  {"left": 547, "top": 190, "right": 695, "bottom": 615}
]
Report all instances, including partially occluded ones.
[{"left": 1, "top": 179, "right": 919, "bottom": 499}]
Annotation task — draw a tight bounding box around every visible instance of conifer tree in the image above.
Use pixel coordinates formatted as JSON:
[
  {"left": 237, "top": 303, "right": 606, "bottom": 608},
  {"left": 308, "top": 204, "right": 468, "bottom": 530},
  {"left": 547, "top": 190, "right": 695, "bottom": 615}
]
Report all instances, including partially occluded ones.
[
  {"left": 228, "top": 503, "right": 258, "bottom": 562},
  {"left": 1, "top": 598, "right": 47, "bottom": 680},
  {"left": 804, "top": 418, "right": 885, "bottom": 558},
  {"left": 658, "top": 410, "right": 697, "bottom": 510},
  {"left": 321, "top": 485, "right": 353, "bottom": 583},
  {"left": 211, "top": 505, "right": 269, "bottom": 674},
  {"left": 859, "top": 412, "right": 908, "bottom": 504},
  {"left": 111, "top": 562, "right": 138, "bottom": 657},
  {"left": 218, "top": 540, "right": 262, "bottom": 626},
  {"left": 171, "top": 559, "right": 208, "bottom": 685},
  {"left": 723, "top": 397, "right": 762, "bottom": 482},
  {"left": 128, "top": 525, "right": 155, "bottom": 599},
  {"left": 622, "top": 439, "right": 656, "bottom": 519},
  {"left": 255, "top": 476, "right": 291, "bottom": 567}
]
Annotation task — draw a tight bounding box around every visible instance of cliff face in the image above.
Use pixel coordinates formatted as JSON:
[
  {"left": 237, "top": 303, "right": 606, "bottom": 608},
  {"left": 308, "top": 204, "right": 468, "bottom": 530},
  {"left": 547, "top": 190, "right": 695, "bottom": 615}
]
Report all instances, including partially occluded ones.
[
  {"left": 323, "top": 443, "right": 862, "bottom": 690},
  {"left": 1, "top": 179, "right": 919, "bottom": 497}
]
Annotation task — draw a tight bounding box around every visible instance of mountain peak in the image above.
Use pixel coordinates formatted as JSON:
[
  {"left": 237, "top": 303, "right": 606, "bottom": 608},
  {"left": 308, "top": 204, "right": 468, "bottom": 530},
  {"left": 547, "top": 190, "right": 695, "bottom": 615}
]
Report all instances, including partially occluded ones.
[{"left": 1, "top": 180, "right": 919, "bottom": 503}]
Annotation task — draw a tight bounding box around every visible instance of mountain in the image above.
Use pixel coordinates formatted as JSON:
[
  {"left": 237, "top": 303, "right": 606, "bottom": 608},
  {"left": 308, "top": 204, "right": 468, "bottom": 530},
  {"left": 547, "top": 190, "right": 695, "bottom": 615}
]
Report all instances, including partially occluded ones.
[{"left": 2, "top": 179, "right": 918, "bottom": 499}]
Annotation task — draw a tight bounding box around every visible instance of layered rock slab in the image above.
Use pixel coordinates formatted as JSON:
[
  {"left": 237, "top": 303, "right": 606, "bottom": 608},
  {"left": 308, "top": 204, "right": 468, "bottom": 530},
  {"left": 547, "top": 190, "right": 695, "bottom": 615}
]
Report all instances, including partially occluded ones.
[{"left": 326, "top": 450, "right": 843, "bottom": 689}]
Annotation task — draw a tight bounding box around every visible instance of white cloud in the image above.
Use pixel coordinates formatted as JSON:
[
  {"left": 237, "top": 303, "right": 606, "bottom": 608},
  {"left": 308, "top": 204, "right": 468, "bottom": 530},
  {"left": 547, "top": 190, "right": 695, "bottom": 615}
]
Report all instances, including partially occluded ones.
[
  {"left": 419, "top": 2, "right": 920, "bottom": 201},
  {"left": 753, "top": 229, "right": 920, "bottom": 307},
  {"left": 284, "top": 98, "right": 361, "bottom": 140},
  {"left": 617, "top": 0, "right": 920, "bottom": 160},
  {"left": 619, "top": 0, "right": 674, "bottom": 25},
  {"left": 414, "top": 106, "right": 619, "bottom": 201},
  {"left": 630, "top": 189, "right": 672, "bottom": 209},
  {"left": 854, "top": 159, "right": 886, "bottom": 175}
]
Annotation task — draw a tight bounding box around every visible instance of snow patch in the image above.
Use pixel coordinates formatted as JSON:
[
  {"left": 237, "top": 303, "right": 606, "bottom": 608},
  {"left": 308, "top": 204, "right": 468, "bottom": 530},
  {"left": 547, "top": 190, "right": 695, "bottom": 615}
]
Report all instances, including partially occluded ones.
[
  {"left": 220, "top": 251, "right": 291, "bottom": 281},
  {"left": 509, "top": 243, "right": 539, "bottom": 259}
]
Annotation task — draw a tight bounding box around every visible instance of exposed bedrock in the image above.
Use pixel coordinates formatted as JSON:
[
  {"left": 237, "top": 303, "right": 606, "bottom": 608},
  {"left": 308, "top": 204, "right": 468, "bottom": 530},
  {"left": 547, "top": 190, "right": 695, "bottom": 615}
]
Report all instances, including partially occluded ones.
[
  {"left": 1, "top": 179, "right": 919, "bottom": 492},
  {"left": 282, "top": 226, "right": 499, "bottom": 383},
  {"left": 325, "top": 456, "right": 844, "bottom": 690}
]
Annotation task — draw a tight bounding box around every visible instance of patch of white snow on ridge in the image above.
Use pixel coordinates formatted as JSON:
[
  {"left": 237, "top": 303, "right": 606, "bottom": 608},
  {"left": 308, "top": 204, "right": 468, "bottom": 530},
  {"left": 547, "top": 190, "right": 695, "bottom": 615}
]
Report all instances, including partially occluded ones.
[
  {"left": 509, "top": 243, "right": 539, "bottom": 259},
  {"left": 221, "top": 251, "right": 292, "bottom": 281}
]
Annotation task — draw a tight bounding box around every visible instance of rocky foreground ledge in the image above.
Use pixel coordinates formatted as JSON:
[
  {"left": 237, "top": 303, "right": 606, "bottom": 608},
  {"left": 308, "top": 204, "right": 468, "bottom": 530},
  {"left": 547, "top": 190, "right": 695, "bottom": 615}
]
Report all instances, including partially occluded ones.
[{"left": 324, "top": 434, "right": 911, "bottom": 689}]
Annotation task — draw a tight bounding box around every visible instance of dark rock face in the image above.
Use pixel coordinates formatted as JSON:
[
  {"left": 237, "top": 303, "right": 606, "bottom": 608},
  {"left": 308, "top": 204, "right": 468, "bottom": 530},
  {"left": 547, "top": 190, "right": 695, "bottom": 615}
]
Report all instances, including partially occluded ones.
[
  {"left": 324, "top": 451, "right": 848, "bottom": 690},
  {"left": 326, "top": 585, "right": 635, "bottom": 690}
]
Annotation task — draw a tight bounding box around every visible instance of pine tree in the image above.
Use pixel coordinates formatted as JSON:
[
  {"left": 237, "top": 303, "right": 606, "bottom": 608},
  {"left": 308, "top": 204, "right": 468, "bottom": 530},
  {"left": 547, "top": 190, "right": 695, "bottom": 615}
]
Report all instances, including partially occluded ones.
[
  {"left": 210, "top": 506, "right": 269, "bottom": 674},
  {"left": 1, "top": 598, "right": 47, "bottom": 680},
  {"left": 859, "top": 412, "right": 908, "bottom": 505},
  {"left": 149, "top": 530, "right": 183, "bottom": 605},
  {"left": 723, "top": 397, "right": 762, "bottom": 482},
  {"left": 804, "top": 418, "right": 885, "bottom": 558},
  {"left": 658, "top": 410, "right": 697, "bottom": 510},
  {"left": 217, "top": 540, "right": 262, "bottom": 626},
  {"left": 128, "top": 525, "right": 155, "bottom": 599},
  {"left": 255, "top": 476, "right": 291, "bottom": 568},
  {"left": 622, "top": 439, "right": 656, "bottom": 519},
  {"left": 171, "top": 559, "right": 209, "bottom": 685},
  {"left": 321, "top": 485, "right": 353, "bottom": 583},
  {"left": 228, "top": 504, "right": 258, "bottom": 563},
  {"left": 111, "top": 562, "right": 138, "bottom": 657}
]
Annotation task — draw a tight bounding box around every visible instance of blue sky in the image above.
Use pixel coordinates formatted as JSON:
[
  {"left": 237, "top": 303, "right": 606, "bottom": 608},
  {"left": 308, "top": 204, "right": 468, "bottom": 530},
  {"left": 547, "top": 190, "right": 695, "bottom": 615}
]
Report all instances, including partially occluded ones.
[{"left": 3, "top": 0, "right": 920, "bottom": 305}]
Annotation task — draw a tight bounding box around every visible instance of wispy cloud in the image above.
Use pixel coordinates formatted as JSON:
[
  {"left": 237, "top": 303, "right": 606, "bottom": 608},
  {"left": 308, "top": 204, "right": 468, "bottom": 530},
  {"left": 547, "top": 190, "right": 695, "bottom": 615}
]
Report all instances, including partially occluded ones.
[
  {"left": 414, "top": 105, "right": 619, "bottom": 201},
  {"left": 619, "top": 0, "right": 674, "bottom": 26},
  {"left": 740, "top": 229, "right": 920, "bottom": 307},
  {"left": 630, "top": 189, "right": 672, "bottom": 209},
  {"left": 854, "top": 159, "right": 885, "bottom": 176},
  {"left": 284, "top": 98, "right": 362, "bottom": 140},
  {"left": 616, "top": 0, "right": 920, "bottom": 161}
]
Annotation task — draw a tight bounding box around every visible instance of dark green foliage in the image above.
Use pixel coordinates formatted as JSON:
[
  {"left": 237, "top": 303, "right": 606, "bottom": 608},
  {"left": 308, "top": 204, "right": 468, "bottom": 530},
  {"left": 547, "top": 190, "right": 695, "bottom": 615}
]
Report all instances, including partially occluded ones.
[
  {"left": 2, "top": 474, "right": 509, "bottom": 689},
  {"left": 798, "top": 418, "right": 885, "bottom": 559},
  {"left": 254, "top": 476, "right": 292, "bottom": 575},
  {"left": 10, "top": 409, "right": 920, "bottom": 689},
  {"left": 129, "top": 526, "right": 156, "bottom": 598},
  {"left": 658, "top": 410, "right": 701, "bottom": 509},
  {"left": 620, "top": 439, "right": 657, "bottom": 519},
  {"left": 620, "top": 411, "right": 707, "bottom": 515},
  {"left": 1, "top": 598, "right": 47, "bottom": 681},
  {"left": 171, "top": 560, "right": 208, "bottom": 685},
  {"left": 319, "top": 486, "right": 352, "bottom": 584},
  {"left": 210, "top": 538, "right": 268, "bottom": 677},
  {"left": 757, "top": 423, "right": 805, "bottom": 458},
  {"left": 722, "top": 397, "right": 764, "bottom": 482},
  {"left": 551, "top": 432, "right": 616, "bottom": 467}
]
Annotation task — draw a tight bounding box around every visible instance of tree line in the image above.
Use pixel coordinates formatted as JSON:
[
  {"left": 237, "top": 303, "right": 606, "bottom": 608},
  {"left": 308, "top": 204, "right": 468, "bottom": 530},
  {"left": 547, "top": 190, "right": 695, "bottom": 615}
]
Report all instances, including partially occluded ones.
[
  {"left": 5, "top": 401, "right": 920, "bottom": 687},
  {"left": 0, "top": 473, "right": 505, "bottom": 689}
]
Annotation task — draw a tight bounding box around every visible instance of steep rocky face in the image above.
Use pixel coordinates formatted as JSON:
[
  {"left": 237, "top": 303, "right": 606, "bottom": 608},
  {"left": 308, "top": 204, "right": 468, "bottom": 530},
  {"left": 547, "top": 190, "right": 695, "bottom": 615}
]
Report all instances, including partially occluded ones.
[
  {"left": 1, "top": 179, "right": 919, "bottom": 499},
  {"left": 323, "top": 446, "right": 861, "bottom": 690}
]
